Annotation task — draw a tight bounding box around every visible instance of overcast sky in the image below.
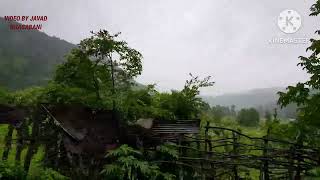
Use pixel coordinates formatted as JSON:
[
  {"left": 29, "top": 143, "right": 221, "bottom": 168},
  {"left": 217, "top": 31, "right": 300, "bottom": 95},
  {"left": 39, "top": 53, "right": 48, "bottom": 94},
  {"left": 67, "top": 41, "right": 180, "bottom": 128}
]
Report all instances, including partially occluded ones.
[{"left": 0, "top": 0, "right": 319, "bottom": 95}]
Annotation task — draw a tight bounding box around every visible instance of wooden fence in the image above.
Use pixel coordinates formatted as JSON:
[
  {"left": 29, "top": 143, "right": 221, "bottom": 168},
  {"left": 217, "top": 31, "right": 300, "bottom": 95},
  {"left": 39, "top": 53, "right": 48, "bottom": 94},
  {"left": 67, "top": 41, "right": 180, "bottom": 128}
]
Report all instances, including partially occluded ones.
[
  {"left": 159, "top": 122, "right": 320, "bottom": 180},
  {"left": 1, "top": 106, "right": 319, "bottom": 179}
]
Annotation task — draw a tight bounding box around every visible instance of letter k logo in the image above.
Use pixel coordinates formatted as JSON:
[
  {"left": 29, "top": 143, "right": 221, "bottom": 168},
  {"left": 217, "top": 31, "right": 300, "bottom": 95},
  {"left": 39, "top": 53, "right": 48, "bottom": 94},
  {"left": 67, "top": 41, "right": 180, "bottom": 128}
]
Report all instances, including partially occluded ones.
[
  {"left": 278, "top": 10, "right": 302, "bottom": 34},
  {"left": 286, "top": 16, "right": 294, "bottom": 27}
]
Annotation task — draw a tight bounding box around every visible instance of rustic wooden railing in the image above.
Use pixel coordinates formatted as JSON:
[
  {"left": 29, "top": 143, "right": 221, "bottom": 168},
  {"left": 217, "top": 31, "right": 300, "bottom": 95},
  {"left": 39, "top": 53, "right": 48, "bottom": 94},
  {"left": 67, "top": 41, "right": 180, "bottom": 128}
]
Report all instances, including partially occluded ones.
[
  {"left": 1, "top": 104, "right": 319, "bottom": 180},
  {"left": 158, "top": 122, "right": 320, "bottom": 180}
]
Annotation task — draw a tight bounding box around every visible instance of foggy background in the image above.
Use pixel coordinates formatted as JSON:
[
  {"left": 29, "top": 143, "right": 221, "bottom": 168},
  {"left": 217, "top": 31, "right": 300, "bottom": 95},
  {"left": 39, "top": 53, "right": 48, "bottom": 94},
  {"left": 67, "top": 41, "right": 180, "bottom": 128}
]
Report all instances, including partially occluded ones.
[{"left": 0, "top": 0, "right": 319, "bottom": 95}]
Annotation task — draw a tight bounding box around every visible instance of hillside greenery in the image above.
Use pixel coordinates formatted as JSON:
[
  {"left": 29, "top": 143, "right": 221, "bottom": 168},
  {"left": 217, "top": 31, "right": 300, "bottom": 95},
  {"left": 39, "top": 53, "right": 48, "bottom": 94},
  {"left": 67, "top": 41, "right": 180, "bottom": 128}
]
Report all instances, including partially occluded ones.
[{"left": 0, "top": 17, "right": 75, "bottom": 90}]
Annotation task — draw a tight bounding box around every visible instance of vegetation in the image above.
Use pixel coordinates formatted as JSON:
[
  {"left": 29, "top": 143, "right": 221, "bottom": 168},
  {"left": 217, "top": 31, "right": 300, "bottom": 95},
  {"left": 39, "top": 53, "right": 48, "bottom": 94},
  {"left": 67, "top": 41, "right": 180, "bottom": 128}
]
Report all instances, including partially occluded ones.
[
  {"left": 0, "top": 1, "right": 320, "bottom": 179},
  {"left": 101, "top": 144, "right": 175, "bottom": 180},
  {"left": 237, "top": 108, "right": 260, "bottom": 127},
  {"left": 0, "top": 161, "right": 26, "bottom": 179}
]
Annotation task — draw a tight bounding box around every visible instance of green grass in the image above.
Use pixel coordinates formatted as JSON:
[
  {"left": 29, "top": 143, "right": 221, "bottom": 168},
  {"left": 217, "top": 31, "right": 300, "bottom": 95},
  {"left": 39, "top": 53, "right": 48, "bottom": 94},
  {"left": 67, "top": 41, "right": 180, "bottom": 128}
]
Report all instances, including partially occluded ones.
[
  {"left": 27, "top": 146, "right": 45, "bottom": 179},
  {"left": 0, "top": 124, "right": 45, "bottom": 178},
  {"left": 0, "top": 125, "right": 8, "bottom": 156},
  {"left": 0, "top": 124, "right": 17, "bottom": 163}
]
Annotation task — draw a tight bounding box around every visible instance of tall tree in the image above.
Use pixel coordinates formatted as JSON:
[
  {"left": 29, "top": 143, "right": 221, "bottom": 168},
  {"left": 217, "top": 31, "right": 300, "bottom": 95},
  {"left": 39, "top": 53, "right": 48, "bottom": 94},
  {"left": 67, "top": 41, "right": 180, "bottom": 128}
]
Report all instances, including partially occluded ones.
[
  {"left": 54, "top": 30, "right": 143, "bottom": 109},
  {"left": 79, "top": 30, "right": 143, "bottom": 109}
]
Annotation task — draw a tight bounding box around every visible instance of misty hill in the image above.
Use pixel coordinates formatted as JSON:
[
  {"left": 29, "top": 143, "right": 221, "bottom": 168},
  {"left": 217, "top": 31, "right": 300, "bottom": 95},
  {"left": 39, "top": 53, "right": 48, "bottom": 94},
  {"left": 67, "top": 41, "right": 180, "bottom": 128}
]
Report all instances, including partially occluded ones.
[
  {"left": 0, "top": 17, "right": 75, "bottom": 90},
  {"left": 202, "top": 87, "right": 297, "bottom": 118},
  {"left": 203, "top": 87, "right": 284, "bottom": 108}
]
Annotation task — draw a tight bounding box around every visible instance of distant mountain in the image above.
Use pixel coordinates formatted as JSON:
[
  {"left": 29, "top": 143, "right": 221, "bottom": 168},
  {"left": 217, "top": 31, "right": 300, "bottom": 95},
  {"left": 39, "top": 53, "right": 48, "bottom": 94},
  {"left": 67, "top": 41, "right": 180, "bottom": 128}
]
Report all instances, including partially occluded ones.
[
  {"left": 0, "top": 17, "right": 75, "bottom": 89},
  {"left": 202, "top": 87, "right": 297, "bottom": 118}
]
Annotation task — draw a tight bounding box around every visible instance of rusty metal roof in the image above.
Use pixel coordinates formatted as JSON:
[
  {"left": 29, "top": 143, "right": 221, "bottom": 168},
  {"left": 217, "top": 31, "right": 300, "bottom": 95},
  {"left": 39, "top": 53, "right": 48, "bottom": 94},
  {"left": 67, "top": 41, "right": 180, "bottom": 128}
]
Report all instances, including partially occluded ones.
[{"left": 151, "top": 119, "right": 200, "bottom": 134}]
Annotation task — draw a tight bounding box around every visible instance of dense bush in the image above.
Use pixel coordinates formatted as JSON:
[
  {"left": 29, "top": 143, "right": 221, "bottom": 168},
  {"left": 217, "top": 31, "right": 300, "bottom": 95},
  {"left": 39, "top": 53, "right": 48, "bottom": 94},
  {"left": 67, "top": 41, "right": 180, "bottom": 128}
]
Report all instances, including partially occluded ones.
[
  {"left": 101, "top": 144, "right": 176, "bottom": 180},
  {"left": 0, "top": 161, "right": 26, "bottom": 179},
  {"left": 237, "top": 108, "right": 260, "bottom": 127}
]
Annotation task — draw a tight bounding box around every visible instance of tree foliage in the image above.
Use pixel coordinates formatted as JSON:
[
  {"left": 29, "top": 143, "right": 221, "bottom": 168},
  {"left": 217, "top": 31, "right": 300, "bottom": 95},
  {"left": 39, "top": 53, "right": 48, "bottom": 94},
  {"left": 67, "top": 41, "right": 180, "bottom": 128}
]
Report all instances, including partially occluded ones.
[
  {"left": 237, "top": 108, "right": 260, "bottom": 127},
  {"left": 78, "top": 30, "right": 143, "bottom": 107},
  {"left": 117, "top": 74, "right": 214, "bottom": 122},
  {"left": 101, "top": 145, "right": 175, "bottom": 180},
  {"left": 152, "top": 74, "right": 214, "bottom": 120},
  {"left": 79, "top": 30, "right": 142, "bottom": 78},
  {"left": 209, "top": 105, "right": 235, "bottom": 123},
  {"left": 52, "top": 30, "right": 143, "bottom": 109}
]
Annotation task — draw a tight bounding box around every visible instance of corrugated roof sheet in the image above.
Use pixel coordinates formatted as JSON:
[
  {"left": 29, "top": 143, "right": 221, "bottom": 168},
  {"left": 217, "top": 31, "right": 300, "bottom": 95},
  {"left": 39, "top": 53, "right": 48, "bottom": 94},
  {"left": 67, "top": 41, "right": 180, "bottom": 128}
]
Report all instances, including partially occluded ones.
[{"left": 152, "top": 119, "right": 200, "bottom": 134}]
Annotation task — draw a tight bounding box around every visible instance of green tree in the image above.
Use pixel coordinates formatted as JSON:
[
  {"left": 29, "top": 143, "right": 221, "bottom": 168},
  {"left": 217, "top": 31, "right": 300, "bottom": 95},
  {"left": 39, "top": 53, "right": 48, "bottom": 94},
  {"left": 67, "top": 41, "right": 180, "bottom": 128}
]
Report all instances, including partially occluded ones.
[
  {"left": 153, "top": 74, "right": 214, "bottom": 120},
  {"left": 119, "top": 85, "right": 157, "bottom": 122},
  {"left": 210, "top": 105, "right": 232, "bottom": 123},
  {"left": 79, "top": 30, "right": 142, "bottom": 109},
  {"left": 237, "top": 108, "right": 260, "bottom": 127},
  {"left": 53, "top": 30, "right": 143, "bottom": 109}
]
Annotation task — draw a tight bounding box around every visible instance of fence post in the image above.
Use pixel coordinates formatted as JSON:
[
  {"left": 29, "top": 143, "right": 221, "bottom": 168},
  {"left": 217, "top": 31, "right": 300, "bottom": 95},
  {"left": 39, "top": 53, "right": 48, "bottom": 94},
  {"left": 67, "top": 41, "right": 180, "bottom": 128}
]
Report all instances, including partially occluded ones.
[
  {"left": 205, "top": 122, "right": 209, "bottom": 154},
  {"left": 196, "top": 133, "right": 202, "bottom": 179},
  {"left": 15, "top": 118, "right": 28, "bottom": 164},
  {"left": 294, "top": 140, "right": 302, "bottom": 180},
  {"left": 232, "top": 132, "right": 239, "bottom": 180},
  {"left": 202, "top": 121, "right": 210, "bottom": 180},
  {"left": 202, "top": 121, "right": 215, "bottom": 179},
  {"left": 178, "top": 134, "right": 184, "bottom": 180},
  {"left": 288, "top": 146, "right": 294, "bottom": 179},
  {"left": 24, "top": 108, "right": 40, "bottom": 172},
  {"left": 196, "top": 134, "right": 201, "bottom": 157},
  {"left": 15, "top": 127, "right": 23, "bottom": 163},
  {"left": 207, "top": 123, "right": 216, "bottom": 180},
  {"left": 262, "top": 129, "right": 270, "bottom": 180},
  {"left": 2, "top": 125, "right": 14, "bottom": 160}
]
